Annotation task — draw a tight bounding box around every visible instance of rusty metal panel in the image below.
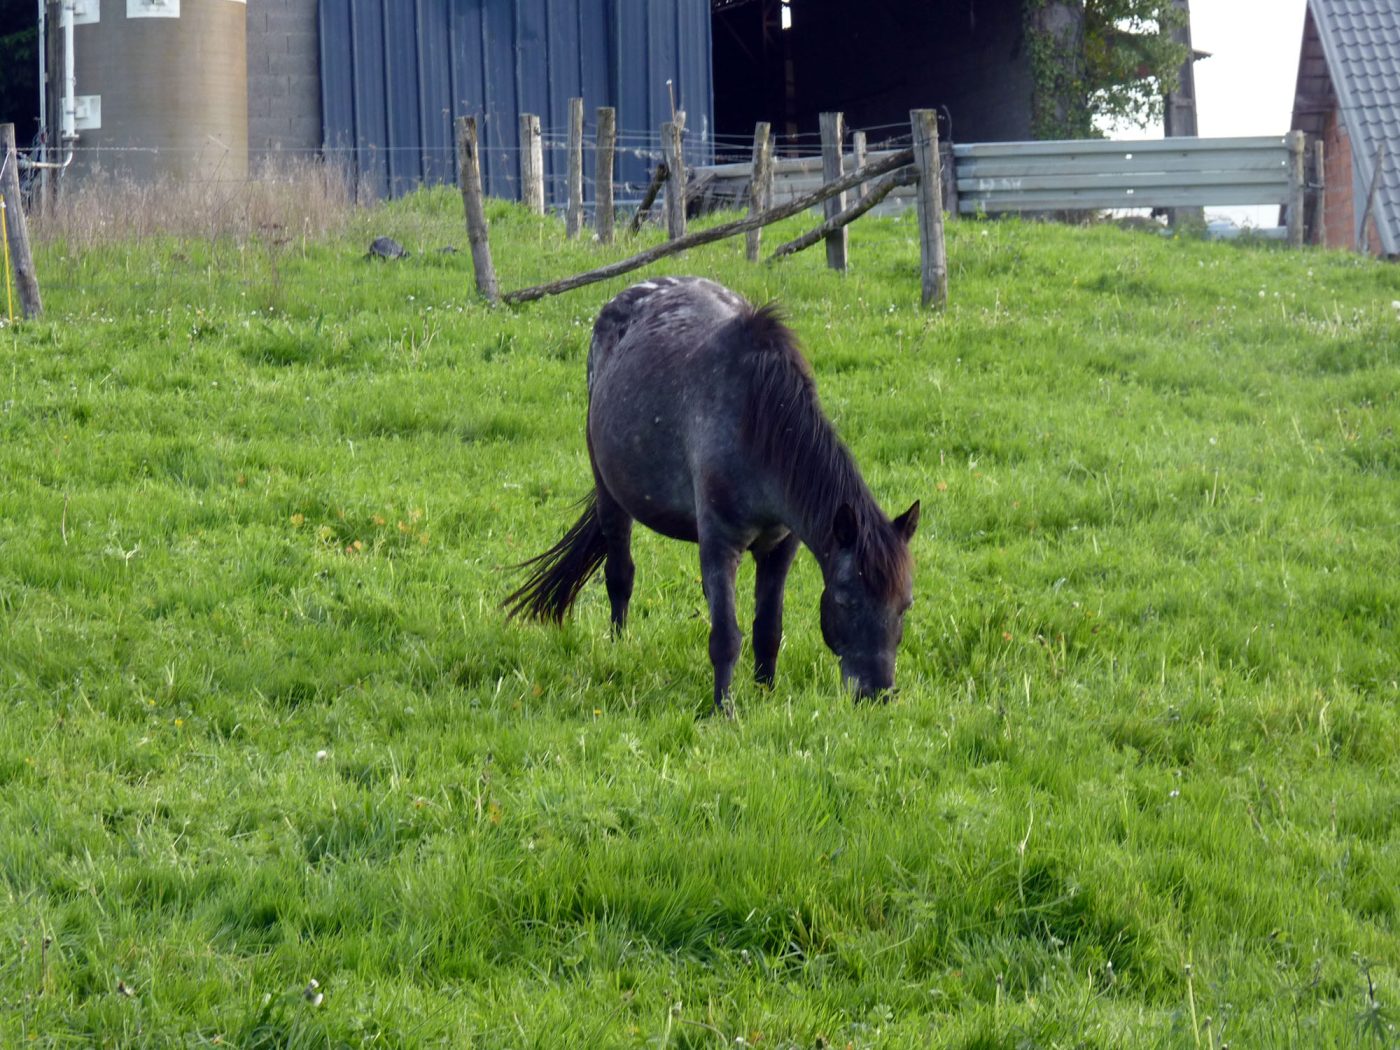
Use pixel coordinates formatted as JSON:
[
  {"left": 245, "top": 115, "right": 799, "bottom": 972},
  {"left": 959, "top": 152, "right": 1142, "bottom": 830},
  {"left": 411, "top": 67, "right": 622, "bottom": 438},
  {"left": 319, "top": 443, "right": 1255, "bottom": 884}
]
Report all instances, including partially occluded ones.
[{"left": 319, "top": 0, "right": 713, "bottom": 202}]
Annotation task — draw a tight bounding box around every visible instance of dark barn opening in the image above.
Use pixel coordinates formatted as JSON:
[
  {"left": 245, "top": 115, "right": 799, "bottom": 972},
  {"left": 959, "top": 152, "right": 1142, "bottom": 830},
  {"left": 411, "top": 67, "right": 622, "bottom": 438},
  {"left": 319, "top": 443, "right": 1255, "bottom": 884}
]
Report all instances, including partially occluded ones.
[{"left": 710, "top": 0, "right": 1033, "bottom": 157}]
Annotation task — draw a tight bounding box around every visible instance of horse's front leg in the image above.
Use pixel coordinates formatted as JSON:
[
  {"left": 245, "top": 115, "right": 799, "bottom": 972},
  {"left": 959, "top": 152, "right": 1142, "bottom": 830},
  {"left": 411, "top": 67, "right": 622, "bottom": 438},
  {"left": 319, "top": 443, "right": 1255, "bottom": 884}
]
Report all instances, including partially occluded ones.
[
  {"left": 698, "top": 532, "right": 744, "bottom": 715},
  {"left": 752, "top": 532, "right": 800, "bottom": 687}
]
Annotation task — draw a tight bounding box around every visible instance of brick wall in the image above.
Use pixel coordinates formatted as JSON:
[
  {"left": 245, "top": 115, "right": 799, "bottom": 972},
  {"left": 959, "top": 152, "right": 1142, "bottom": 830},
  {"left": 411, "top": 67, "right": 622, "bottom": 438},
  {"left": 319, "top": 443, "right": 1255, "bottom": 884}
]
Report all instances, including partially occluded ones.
[
  {"left": 246, "top": 0, "right": 321, "bottom": 162},
  {"left": 1320, "top": 108, "right": 1387, "bottom": 255},
  {"left": 1321, "top": 108, "right": 1355, "bottom": 250}
]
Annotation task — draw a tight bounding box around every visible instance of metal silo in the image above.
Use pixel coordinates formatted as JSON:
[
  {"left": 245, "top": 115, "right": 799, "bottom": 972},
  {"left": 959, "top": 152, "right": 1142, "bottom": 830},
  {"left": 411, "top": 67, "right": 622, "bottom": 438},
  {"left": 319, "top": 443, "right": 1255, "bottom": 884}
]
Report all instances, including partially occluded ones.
[{"left": 64, "top": 0, "right": 247, "bottom": 181}]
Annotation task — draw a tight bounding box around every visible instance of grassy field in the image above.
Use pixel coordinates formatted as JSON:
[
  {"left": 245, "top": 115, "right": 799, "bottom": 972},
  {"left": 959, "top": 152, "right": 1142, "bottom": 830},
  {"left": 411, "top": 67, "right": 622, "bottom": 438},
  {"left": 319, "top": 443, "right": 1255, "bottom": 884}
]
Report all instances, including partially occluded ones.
[{"left": 1, "top": 187, "right": 1397, "bottom": 1048}]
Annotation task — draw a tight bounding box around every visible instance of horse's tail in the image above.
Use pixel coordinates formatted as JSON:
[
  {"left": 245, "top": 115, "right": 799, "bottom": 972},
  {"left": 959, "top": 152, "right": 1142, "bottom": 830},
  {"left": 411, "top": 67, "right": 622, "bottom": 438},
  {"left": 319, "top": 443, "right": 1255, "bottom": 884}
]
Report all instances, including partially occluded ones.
[{"left": 504, "top": 493, "right": 608, "bottom": 624}]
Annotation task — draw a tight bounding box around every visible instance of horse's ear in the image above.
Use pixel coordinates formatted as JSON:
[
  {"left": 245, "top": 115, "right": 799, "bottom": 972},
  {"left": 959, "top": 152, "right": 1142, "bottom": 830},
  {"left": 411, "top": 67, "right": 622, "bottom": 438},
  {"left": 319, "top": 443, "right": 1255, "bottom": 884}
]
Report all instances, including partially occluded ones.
[
  {"left": 893, "top": 500, "right": 921, "bottom": 542},
  {"left": 832, "top": 503, "right": 859, "bottom": 549}
]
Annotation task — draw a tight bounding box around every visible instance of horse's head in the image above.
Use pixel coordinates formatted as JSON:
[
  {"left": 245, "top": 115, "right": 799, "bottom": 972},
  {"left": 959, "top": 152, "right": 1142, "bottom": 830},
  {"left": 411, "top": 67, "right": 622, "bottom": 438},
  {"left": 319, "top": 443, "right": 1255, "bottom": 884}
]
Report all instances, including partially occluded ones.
[{"left": 819, "top": 500, "right": 920, "bottom": 700}]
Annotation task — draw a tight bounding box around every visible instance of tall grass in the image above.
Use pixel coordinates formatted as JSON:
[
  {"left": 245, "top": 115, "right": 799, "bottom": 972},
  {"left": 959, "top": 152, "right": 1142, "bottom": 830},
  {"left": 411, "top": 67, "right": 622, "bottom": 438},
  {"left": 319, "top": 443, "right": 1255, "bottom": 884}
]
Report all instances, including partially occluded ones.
[
  {"left": 29, "top": 159, "right": 354, "bottom": 250},
  {"left": 1, "top": 188, "right": 1397, "bottom": 1047}
]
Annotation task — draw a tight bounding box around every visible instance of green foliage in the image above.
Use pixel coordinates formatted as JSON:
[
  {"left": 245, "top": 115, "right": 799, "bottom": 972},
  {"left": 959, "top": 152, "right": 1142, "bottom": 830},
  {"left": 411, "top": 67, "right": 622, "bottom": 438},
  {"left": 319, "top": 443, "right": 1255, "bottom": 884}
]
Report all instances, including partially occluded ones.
[
  {"left": 1, "top": 192, "right": 1398, "bottom": 1047},
  {"left": 1027, "top": 0, "right": 1188, "bottom": 139}
]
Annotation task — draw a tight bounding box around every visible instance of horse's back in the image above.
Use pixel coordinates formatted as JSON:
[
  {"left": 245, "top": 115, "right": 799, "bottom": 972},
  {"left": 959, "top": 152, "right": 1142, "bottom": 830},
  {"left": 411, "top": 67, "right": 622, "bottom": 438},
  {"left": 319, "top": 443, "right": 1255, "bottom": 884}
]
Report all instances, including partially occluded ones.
[
  {"left": 586, "top": 277, "right": 767, "bottom": 541},
  {"left": 587, "top": 277, "right": 749, "bottom": 392}
]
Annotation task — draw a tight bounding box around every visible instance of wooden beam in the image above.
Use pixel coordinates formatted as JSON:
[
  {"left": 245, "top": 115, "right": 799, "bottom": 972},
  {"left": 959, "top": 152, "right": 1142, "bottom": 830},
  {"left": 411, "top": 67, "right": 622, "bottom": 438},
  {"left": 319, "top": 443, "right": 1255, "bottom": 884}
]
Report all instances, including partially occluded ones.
[
  {"left": 851, "top": 130, "right": 868, "bottom": 202},
  {"left": 1286, "top": 129, "right": 1306, "bottom": 248},
  {"left": 745, "top": 121, "right": 772, "bottom": 262},
  {"left": 1359, "top": 141, "right": 1387, "bottom": 255},
  {"left": 566, "top": 98, "right": 584, "bottom": 238},
  {"left": 456, "top": 116, "right": 500, "bottom": 305},
  {"left": 910, "top": 110, "right": 947, "bottom": 310},
  {"left": 503, "top": 147, "right": 913, "bottom": 305},
  {"left": 595, "top": 106, "right": 616, "bottom": 244},
  {"left": 819, "top": 112, "right": 848, "bottom": 270},
  {"left": 519, "top": 114, "right": 544, "bottom": 215},
  {"left": 1309, "top": 138, "right": 1326, "bottom": 247},
  {"left": 768, "top": 166, "right": 918, "bottom": 262},
  {"left": 628, "top": 163, "right": 668, "bottom": 234},
  {"left": 663, "top": 114, "right": 687, "bottom": 239},
  {"left": 0, "top": 123, "right": 43, "bottom": 320}
]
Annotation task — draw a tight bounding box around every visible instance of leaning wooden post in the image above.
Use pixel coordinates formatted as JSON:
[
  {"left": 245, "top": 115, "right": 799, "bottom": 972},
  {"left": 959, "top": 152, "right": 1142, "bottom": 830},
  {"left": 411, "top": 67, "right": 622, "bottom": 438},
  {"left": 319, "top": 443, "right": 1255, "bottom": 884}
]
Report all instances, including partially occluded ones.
[
  {"left": 595, "top": 106, "right": 616, "bottom": 244},
  {"left": 0, "top": 123, "right": 43, "bottom": 320},
  {"left": 565, "top": 98, "right": 585, "bottom": 238},
  {"left": 851, "top": 130, "right": 868, "bottom": 203},
  {"left": 910, "top": 109, "right": 948, "bottom": 310},
  {"left": 519, "top": 113, "right": 544, "bottom": 215},
  {"left": 456, "top": 116, "right": 500, "bottom": 305},
  {"left": 1358, "top": 142, "right": 1386, "bottom": 256},
  {"left": 503, "top": 147, "right": 913, "bottom": 305},
  {"left": 1286, "top": 129, "right": 1307, "bottom": 249},
  {"left": 1309, "top": 139, "right": 1326, "bottom": 247},
  {"left": 819, "top": 112, "right": 848, "bottom": 271},
  {"left": 629, "top": 163, "right": 668, "bottom": 234},
  {"left": 746, "top": 121, "right": 772, "bottom": 262},
  {"left": 663, "top": 113, "right": 686, "bottom": 240}
]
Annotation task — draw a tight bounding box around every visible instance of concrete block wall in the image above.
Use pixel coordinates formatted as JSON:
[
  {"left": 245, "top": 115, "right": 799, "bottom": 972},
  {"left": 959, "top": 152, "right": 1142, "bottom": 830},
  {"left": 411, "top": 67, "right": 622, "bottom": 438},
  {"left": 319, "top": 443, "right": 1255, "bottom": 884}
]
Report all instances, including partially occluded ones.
[{"left": 246, "top": 0, "right": 321, "bottom": 162}]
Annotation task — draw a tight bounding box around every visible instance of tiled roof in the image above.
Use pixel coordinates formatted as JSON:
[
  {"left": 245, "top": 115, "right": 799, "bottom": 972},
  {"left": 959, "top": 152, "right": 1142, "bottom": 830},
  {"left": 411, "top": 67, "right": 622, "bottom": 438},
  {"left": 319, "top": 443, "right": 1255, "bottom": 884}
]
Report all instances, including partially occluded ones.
[{"left": 1304, "top": 0, "right": 1400, "bottom": 254}]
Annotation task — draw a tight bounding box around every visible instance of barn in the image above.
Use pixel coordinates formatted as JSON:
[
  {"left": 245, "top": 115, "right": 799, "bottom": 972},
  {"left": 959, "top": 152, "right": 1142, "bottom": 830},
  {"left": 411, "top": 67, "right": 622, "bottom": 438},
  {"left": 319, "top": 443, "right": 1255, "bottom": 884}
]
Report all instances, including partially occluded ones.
[{"left": 25, "top": 0, "right": 1044, "bottom": 202}]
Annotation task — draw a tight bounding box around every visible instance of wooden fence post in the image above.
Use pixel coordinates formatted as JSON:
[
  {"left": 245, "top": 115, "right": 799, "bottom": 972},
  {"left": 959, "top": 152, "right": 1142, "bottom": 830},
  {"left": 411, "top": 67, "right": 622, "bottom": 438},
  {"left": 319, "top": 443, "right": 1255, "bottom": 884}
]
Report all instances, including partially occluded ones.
[
  {"left": 566, "top": 98, "right": 584, "bottom": 238},
  {"left": 629, "top": 163, "right": 668, "bottom": 234},
  {"left": 851, "top": 130, "right": 868, "bottom": 203},
  {"left": 520, "top": 114, "right": 544, "bottom": 215},
  {"left": 456, "top": 116, "right": 500, "bottom": 305},
  {"left": 1286, "top": 129, "right": 1306, "bottom": 249},
  {"left": 1, "top": 123, "right": 43, "bottom": 320},
  {"left": 595, "top": 106, "right": 616, "bottom": 244},
  {"left": 503, "top": 147, "right": 914, "bottom": 305},
  {"left": 663, "top": 113, "right": 686, "bottom": 240},
  {"left": 746, "top": 121, "right": 772, "bottom": 262},
  {"left": 768, "top": 167, "right": 919, "bottom": 262},
  {"left": 819, "top": 112, "right": 848, "bottom": 271},
  {"left": 1359, "top": 141, "right": 1386, "bottom": 256},
  {"left": 910, "top": 110, "right": 948, "bottom": 310},
  {"left": 1309, "top": 139, "right": 1326, "bottom": 247}
]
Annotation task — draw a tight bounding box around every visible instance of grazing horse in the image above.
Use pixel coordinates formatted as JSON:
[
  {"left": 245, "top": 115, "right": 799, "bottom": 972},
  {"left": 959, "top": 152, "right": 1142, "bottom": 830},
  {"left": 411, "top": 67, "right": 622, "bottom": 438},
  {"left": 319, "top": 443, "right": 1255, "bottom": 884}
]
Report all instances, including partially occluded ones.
[{"left": 506, "top": 276, "right": 919, "bottom": 711}]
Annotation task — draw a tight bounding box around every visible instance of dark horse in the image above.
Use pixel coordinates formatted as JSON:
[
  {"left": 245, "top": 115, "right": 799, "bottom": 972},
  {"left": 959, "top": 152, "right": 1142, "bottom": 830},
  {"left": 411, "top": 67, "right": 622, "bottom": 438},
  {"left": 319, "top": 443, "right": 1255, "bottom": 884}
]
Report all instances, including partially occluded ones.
[{"left": 506, "top": 277, "right": 919, "bottom": 711}]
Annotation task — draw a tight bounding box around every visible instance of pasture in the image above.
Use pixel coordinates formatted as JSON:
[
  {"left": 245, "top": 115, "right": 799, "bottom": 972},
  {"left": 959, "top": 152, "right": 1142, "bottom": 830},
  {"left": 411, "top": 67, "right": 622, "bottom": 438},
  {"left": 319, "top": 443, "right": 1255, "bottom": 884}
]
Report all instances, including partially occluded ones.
[{"left": 1, "top": 189, "right": 1397, "bottom": 1047}]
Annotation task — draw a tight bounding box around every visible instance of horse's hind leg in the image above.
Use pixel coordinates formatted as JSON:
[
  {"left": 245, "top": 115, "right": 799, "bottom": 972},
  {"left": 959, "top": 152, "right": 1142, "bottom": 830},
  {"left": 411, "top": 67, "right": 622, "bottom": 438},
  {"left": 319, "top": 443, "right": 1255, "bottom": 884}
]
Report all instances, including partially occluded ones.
[
  {"left": 593, "top": 483, "right": 635, "bottom": 634},
  {"left": 752, "top": 532, "right": 800, "bottom": 687},
  {"left": 698, "top": 531, "right": 744, "bottom": 715}
]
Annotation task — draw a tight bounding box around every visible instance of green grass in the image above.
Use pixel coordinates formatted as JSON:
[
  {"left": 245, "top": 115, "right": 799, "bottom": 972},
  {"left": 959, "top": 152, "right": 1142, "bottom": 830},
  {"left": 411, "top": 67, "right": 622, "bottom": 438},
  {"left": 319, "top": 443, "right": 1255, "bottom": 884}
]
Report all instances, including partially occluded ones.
[{"left": 2, "top": 188, "right": 1397, "bottom": 1048}]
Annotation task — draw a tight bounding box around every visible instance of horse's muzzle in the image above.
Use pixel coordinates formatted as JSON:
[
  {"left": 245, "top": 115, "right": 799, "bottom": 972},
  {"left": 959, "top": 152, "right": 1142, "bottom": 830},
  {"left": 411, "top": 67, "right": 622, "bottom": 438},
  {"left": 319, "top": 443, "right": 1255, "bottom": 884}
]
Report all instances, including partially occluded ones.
[{"left": 842, "top": 659, "right": 894, "bottom": 702}]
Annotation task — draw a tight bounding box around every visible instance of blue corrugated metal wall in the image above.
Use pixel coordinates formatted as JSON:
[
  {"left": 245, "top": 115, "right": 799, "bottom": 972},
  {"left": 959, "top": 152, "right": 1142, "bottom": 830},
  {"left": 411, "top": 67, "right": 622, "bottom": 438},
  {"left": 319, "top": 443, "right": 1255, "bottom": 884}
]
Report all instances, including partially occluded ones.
[{"left": 319, "top": 0, "right": 713, "bottom": 202}]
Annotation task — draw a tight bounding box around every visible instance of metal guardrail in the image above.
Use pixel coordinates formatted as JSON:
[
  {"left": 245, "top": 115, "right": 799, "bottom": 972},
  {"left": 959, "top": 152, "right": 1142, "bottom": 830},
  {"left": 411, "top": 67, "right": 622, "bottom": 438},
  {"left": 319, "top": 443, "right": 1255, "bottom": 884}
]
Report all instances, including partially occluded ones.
[
  {"left": 952, "top": 135, "right": 1303, "bottom": 214},
  {"left": 696, "top": 134, "right": 1309, "bottom": 242}
]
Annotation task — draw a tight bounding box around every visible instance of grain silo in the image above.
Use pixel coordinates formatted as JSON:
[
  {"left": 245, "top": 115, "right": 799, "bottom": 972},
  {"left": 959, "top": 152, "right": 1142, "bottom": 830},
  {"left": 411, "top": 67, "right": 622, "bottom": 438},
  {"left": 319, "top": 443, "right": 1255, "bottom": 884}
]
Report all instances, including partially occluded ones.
[{"left": 54, "top": 0, "right": 247, "bottom": 181}]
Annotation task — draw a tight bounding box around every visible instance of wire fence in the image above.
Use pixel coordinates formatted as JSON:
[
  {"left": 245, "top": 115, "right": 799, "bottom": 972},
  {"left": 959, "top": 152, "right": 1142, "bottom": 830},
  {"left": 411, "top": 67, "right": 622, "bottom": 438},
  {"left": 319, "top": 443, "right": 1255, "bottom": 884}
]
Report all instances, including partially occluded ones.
[{"left": 10, "top": 116, "right": 925, "bottom": 252}]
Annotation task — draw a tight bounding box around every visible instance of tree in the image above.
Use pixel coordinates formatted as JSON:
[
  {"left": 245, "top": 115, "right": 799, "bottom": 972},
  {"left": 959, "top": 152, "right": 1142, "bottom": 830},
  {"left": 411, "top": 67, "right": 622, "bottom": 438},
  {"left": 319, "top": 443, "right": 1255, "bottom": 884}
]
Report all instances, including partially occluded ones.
[{"left": 1026, "top": 0, "right": 1189, "bottom": 139}]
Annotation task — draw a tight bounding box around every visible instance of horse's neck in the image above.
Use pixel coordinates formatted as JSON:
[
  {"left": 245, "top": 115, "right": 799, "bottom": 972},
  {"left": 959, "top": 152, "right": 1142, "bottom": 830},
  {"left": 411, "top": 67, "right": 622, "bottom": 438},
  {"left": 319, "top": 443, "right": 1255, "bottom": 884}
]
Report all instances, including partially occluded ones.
[{"left": 779, "top": 430, "right": 879, "bottom": 561}]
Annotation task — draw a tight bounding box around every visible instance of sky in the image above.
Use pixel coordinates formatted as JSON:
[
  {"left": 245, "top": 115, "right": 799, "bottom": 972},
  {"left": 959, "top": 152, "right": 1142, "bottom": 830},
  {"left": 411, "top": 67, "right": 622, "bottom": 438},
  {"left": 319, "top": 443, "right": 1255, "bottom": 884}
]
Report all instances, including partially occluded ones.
[{"left": 1108, "top": 0, "right": 1311, "bottom": 225}]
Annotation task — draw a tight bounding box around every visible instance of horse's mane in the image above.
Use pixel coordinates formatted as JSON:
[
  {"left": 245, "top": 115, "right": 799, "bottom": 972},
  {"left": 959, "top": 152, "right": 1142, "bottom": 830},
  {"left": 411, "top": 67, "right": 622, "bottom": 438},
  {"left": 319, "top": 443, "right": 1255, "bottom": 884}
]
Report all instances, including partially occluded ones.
[{"left": 737, "top": 303, "right": 910, "bottom": 597}]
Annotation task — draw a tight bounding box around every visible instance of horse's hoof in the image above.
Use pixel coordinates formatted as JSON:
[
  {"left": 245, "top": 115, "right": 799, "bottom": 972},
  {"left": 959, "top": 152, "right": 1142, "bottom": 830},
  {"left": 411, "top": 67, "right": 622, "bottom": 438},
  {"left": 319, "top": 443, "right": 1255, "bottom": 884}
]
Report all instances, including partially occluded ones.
[{"left": 703, "top": 697, "right": 736, "bottom": 720}]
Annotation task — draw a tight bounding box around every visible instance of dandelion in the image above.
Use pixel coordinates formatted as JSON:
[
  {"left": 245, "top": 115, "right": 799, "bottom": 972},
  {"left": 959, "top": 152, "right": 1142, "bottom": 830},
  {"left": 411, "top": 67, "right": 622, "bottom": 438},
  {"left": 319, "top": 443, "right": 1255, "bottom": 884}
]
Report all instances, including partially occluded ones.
[
  {"left": 315, "top": 749, "right": 328, "bottom": 763},
  {"left": 303, "top": 979, "right": 323, "bottom": 1007}
]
